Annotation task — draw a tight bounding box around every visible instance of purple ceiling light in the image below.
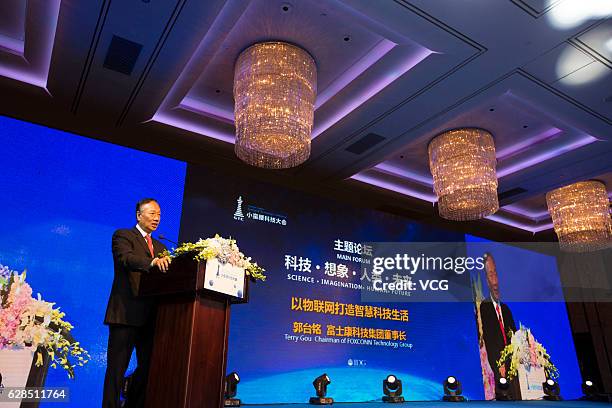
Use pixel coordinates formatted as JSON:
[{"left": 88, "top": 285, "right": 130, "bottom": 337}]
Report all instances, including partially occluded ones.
[
  {"left": 496, "top": 135, "right": 599, "bottom": 178},
  {"left": 179, "top": 96, "right": 235, "bottom": 124},
  {"left": 352, "top": 171, "right": 555, "bottom": 233},
  {"left": 314, "top": 39, "right": 396, "bottom": 110},
  {"left": 374, "top": 163, "right": 434, "bottom": 185},
  {"left": 350, "top": 173, "right": 437, "bottom": 202},
  {"left": 150, "top": 112, "right": 235, "bottom": 144},
  {"left": 0, "top": 34, "right": 24, "bottom": 56},
  {"left": 152, "top": 0, "right": 433, "bottom": 146},
  {"left": 0, "top": 1, "right": 61, "bottom": 90},
  {"left": 312, "top": 46, "right": 432, "bottom": 138},
  {"left": 169, "top": 40, "right": 432, "bottom": 143},
  {"left": 496, "top": 127, "right": 562, "bottom": 160},
  {"left": 485, "top": 214, "right": 553, "bottom": 233},
  {"left": 373, "top": 127, "right": 594, "bottom": 190},
  {"left": 501, "top": 204, "right": 550, "bottom": 221}
]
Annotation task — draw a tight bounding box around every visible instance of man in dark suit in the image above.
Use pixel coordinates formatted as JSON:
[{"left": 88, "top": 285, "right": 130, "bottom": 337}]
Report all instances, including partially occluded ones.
[
  {"left": 102, "top": 198, "right": 171, "bottom": 408},
  {"left": 480, "top": 252, "right": 521, "bottom": 400}
]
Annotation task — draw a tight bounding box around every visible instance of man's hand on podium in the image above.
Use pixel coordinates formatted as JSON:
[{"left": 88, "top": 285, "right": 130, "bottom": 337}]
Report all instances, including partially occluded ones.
[{"left": 151, "top": 256, "right": 171, "bottom": 273}]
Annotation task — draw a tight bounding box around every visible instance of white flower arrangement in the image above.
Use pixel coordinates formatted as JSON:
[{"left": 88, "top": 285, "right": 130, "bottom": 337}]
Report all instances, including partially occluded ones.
[
  {"left": 161, "top": 234, "right": 265, "bottom": 281},
  {"left": 0, "top": 265, "right": 90, "bottom": 378},
  {"left": 497, "top": 324, "right": 558, "bottom": 380}
]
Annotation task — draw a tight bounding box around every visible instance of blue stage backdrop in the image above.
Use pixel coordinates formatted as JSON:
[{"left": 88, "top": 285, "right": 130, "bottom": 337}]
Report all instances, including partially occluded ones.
[
  {"left": 180, "top": 165, "right": 583, "bottom": 402},
  {"left": 0, "top": 114, "right": 582, "bottom": 405},
  {"left": 0, "top": 115, "right": 186, "bottom": 407}
]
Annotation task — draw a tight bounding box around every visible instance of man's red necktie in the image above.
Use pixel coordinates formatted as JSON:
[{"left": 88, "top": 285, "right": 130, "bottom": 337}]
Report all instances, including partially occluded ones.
[
  {"left": 145, "top": 234, "right": 154, "bottom": 258},
  {"left": 496, "top": 304, "right": 507, "bottom": 345}
]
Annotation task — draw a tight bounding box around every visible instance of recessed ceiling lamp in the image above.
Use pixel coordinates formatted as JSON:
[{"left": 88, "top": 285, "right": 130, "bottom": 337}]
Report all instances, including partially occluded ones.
[
  {"left": 546, "top": 180, "right": 612, "bottom": 252},
  {"left": 233, "top": 41, "right": 317, "bottom": 169},
  {"left": 428, "top": 128, "right": 499, "bottom": 220}
]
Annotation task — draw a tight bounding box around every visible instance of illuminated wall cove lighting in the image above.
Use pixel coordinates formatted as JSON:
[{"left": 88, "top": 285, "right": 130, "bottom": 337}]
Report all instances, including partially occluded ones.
[
  {"left": 546, "top": 181, "right": 612, "bottom": 252},
  {"left": 428, "top": 128, "right": 499, "bottom": 221},
  {"left": 233, "top": 42, "right": 317, "bottom": 169}
]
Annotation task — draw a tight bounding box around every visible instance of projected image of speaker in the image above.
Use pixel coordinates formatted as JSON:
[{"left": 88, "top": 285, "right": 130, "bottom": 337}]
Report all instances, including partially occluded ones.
[
  {"left": 442, "top": 376, "right": 465, "bottom": 402},
  {"left": 494, "top": 377, "right": 513, "bottom": 401},
  {"left": 224, "top": 372, "right": 241, "bottom": 407},
  {"left": 382, "top": 374, "right": 404, "bottom": 403},
  {"left": 542, "top": 379, "right": 562, "bottom": 401},
  {"left": 309, "top": 373, "right": 333, "bottom": 405}
]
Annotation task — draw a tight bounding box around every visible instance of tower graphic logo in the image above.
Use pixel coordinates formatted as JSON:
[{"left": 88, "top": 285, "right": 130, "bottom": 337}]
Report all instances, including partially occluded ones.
[{"left": 233, "top": 196, "right": 244, "bottom": 221}]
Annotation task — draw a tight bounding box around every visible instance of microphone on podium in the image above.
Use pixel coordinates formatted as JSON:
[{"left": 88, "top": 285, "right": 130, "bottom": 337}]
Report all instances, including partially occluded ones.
[{"left": 157, "top": 234, "right": 179, "bottom": 247}]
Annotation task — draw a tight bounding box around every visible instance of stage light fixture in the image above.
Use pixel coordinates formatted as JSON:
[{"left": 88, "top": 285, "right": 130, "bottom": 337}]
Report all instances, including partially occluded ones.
[
  {"left": 495, "top": 377, "right": 512, "bottom": 401},
  {"left": 542, "top": 378, "right": 562, "bottom": 401},
  {"left": 382, "top": 374, "right": 405, "bottom": 403},
  {"left": 583, "top": 380, "right": 594, "bottom": 394},
  {"left": 581, "top": 379, "right": 607, "bottom": 401},
  {"left": 224, "top": 372, "right": 241, "bottom": 407},
  {"left": 310, "top": 373, "right": 333, "bottom": 405},
  {"left": 442, "top": 376, "right": 466, "bottom": 402}
]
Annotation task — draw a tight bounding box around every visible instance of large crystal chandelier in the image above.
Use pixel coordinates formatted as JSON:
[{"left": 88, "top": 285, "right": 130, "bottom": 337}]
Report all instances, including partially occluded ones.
[
  {"left": 546, "top": 181, "right": 612, "bottom": 252},
  {"left": 233, "top": 42, "right": 316, "bottom": 169},
  {"left": 428, "top": 128, "right": 499, "bottom": 220}
]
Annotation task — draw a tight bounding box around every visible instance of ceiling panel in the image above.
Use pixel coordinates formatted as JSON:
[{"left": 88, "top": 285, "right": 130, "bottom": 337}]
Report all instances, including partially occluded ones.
[
  {"left": 0, "top": 0, "right": 61, "bottom": 88},
  {"left": 0, "top": 0, "right": 26, "bottom": 54},
  {"left": 152, "top": 0, "right": 434, "bottom": 145},
  {"left": 0, "top": 0, "right": 609, "bottom": 240},
  {"left": 551, "top": 60, "right": 612, "bottom": 120},
  {"left": 576, "top": 19, "right": 612, "bottom": 65},
  {"left": 510, "top": 0, "right": 564, "bottom": 17},
  {"left": 351, "top": 71, "right": 612, "bottom": 233},
  {"left": 523, "top": 42, "right": 595, "bottom": 84},
  {"left": 504, "top": 171, "right": 612, "bottom": 223}
]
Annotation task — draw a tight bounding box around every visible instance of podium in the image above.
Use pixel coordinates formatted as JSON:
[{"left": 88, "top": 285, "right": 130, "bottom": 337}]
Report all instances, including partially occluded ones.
[
  {"left": 518, "top": 364, "right": 546, "bottom": 400},
  {"left": 0, "top": 346, "right": 50, "bottom": 408},
  {"left": 138, "top": 255, "right": 248, "bottom": 408}
]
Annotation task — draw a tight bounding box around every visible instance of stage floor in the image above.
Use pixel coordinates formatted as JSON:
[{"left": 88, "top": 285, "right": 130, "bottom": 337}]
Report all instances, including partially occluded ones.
[{"left": 244, "top": 401, "right": 607, "bottom": 408}]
